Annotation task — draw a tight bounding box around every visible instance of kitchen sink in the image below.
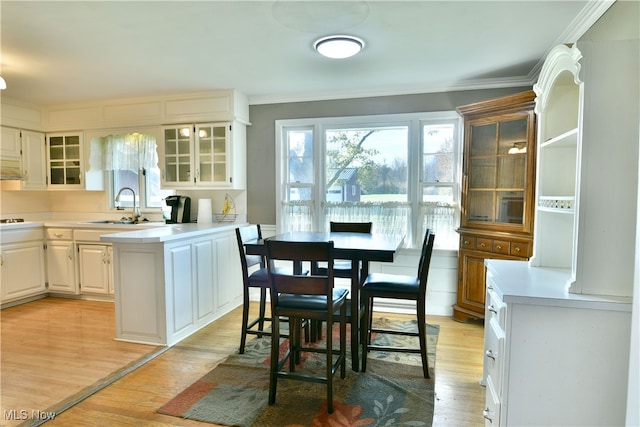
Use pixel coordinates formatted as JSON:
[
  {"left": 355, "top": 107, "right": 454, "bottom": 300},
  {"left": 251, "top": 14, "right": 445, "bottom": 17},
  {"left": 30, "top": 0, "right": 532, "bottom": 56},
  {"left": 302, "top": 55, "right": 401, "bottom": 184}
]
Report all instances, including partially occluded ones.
[{"left": 86, "top": 220, "right": 137, "bottom": 225}]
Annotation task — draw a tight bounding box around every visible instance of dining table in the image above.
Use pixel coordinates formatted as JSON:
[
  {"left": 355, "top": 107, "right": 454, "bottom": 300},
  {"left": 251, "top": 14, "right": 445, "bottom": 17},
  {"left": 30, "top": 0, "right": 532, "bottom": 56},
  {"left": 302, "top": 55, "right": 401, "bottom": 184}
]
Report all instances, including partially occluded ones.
[{"left": 244, "top": 230, "right": 404, "bottom": 372}]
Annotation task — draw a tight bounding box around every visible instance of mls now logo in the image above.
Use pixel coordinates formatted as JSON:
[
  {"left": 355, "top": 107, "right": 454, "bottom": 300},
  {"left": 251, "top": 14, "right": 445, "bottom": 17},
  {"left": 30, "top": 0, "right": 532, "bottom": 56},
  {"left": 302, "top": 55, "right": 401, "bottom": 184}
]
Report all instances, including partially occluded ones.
[{"left": 4, "top": 409, "right": 56, "bottom": 421}]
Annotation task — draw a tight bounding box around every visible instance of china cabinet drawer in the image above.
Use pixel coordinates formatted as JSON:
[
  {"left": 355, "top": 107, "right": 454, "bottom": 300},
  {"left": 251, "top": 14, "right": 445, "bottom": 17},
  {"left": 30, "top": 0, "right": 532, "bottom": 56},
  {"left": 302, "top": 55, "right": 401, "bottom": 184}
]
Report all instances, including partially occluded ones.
[
  {"left": 492, "top": 240, "right": 510, "bottom": 255},
  {"left": 460, "top": 235, "right": 476, "bottom": 250},
  {"left": 510, "top": 241, "right": 530, "bottom": 257},
  {"left": 477, "top": 238, "right": 493, "bottom": 252},
  {"left": 46, "top": 228, "right": 73, "bottom": 240}
]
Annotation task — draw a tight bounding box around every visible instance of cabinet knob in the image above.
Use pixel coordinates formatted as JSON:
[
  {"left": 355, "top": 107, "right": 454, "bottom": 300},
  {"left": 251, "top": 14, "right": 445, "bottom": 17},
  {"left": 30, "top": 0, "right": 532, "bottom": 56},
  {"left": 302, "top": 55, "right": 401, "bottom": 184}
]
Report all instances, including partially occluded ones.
[
  {"left": 488, "top": 305, "right": 497, "bottom": 314},
  {"left": 483, "top": 409, "right": 493, "bottom": 423},
  {"left": 485, "top": 349, "right": 496, "bottom": 360},
  {"left": 480, "top": 242, "right": 486, "bottom": 248},
  {"left": 514, "top": 246, "right": 521, "bottom": 252},
  {"left": 463, "top": 240, "right": 470, "bottom": 245},
  {"left": 54, "top": 233, "right": 63, "bottom": 238},
  {"left": 495, "top": 245, "right": 502, "bottom": 250}
]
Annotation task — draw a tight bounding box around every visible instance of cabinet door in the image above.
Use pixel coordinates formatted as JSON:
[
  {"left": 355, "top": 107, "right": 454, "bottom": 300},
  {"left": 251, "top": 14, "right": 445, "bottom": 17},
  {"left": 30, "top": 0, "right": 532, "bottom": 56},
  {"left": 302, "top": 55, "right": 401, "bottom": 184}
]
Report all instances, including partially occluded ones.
[
  {"left": 161, "top": 125, "right": 193, "bottom": 187},
  {"left": 21, "top": 130, "right": 47, "bottom": 190},
  {"left": 195, "top": 123, "right": 230, "bottom": 187},
  {"left": 78, "top": 244, "right": 111, "bottom": 294},
  {"left": 1, "top": 242, "right": 46, "bottom": 302},
  {"left": 193, "top": 239, "right": 215, "bottom": 320},
  {"left": 0, "top": 126, "right": 21, "bottom": 159},
  {"left": 47, "top": 133, "right": 83, "bottom": 188},
  {"left": 455, "top": 250, "right": 488, "bottom": 318},
  {"left": 46, "top": 241, "right": 78, "bottom": 293},
  {"left": 464, "top": 114, "right": 533, "bottom": 231}
]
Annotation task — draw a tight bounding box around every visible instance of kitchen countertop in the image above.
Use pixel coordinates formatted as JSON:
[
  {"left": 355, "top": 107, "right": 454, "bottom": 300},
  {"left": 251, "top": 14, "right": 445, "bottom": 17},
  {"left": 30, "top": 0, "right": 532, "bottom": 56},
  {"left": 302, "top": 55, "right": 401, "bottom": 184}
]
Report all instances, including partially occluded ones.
[
  {"left": 100, "top": 222, "right": 245, "bottom": 244},
  {"left": 0, "top": 220, "right": 246, "bottom": 243},
  {"left": 485, "top": 259, "right": 632, "bottom": 311}
]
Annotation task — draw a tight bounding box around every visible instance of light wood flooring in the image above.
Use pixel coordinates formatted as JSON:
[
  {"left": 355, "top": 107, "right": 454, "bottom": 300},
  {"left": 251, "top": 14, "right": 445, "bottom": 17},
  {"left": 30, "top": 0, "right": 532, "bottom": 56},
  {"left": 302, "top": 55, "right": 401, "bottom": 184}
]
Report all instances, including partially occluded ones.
[{"left": 1, "top": 297, "right": 485, "bottom": 426}]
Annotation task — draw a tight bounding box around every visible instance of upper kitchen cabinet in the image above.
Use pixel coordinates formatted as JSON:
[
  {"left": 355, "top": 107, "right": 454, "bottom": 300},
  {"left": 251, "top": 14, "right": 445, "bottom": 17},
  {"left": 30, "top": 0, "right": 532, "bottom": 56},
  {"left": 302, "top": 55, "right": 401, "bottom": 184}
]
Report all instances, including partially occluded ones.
[
  {"left": 46, "top": 132, "right": 84, "bottom": 189},
  {"left": 21, "top": 130, "right": 47, "bottom": 190},
  {"left": 159, "top": 121, "right": 246, "bottom": 189},
  {"left": 453, "top": 91, "right": 537, "bottom": 321}
]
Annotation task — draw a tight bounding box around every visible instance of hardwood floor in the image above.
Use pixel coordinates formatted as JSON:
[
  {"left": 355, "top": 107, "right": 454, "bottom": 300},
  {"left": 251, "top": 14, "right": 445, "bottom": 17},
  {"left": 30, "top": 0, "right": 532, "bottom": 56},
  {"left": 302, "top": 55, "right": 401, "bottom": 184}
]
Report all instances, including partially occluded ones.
[{"left": 1, "top": 297, "right": 485, "bottom": 426}]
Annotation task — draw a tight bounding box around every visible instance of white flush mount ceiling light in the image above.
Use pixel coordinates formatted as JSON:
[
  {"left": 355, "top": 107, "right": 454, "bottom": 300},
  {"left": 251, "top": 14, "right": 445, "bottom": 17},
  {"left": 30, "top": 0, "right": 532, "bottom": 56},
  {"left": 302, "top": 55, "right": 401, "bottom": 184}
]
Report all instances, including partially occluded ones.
[{"left": 314, "top": 35, "right": 364, "bottom": 59}]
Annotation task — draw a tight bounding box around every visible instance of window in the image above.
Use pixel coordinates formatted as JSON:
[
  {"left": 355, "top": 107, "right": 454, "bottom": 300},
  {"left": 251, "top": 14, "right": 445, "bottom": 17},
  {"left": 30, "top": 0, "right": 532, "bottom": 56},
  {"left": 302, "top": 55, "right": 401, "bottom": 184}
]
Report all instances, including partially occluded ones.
[
  {"left": 276, "top": 112, "right": 462, "bottom": 249},
  {"left": 102, "top": 132, "right": 173, "bottom": 212}
]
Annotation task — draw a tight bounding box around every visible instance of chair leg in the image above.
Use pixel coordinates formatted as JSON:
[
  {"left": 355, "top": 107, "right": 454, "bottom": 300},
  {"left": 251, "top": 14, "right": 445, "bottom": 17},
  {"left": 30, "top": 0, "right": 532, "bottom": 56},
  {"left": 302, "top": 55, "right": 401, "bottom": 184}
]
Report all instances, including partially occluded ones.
[
  {"left": 360, "top": 293, "right": 371, "bottom": 373},
  {"left": 257, "top": 287, "right": 267, "bottom": 337},
  {"left": 417, "top": 299, "right": 430, "bottom": 379},
  {"left": 269, "top": 314, "right": 280, "bottom": 405},
  {"left": 239, "top": 291, "right": 250, "bottom": 354},
  {"left": 326, "top": 316, "right": 333, "bottom": 414},
  {"left": 340, "top": 305, "right": 347, "bottom": 379}
]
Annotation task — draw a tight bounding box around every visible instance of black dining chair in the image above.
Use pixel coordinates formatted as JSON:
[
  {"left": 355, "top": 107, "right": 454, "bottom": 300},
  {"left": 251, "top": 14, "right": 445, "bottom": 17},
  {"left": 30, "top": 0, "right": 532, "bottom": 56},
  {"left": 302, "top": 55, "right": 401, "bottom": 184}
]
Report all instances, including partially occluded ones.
[
  {"left": 265, "top": 239, "right": 348, "bottom": 414},
  {"left": 360, "top": 229, "right": 435, "bottom": 378},
  {"left": 235, "top": 224, "right": 310, "bottom": 353},
  {"left": 235, "top": 224, "right": 272, "bottom": 354}
]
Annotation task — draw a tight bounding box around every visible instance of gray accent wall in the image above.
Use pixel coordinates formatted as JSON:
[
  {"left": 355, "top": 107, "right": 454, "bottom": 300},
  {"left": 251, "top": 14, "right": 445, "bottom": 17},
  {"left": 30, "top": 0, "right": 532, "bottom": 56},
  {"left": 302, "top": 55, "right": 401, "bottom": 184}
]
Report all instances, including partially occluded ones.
[{"left": 246, "top": 87, "right": 528, "bottom": 224}]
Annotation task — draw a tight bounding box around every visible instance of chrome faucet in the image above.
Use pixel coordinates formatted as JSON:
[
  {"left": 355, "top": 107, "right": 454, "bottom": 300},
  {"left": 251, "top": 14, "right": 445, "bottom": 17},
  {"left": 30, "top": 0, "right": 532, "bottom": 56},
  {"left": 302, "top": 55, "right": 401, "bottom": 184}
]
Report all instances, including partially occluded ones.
[{"left": 115, "top": 187, "right": 140, "bottom": 222}]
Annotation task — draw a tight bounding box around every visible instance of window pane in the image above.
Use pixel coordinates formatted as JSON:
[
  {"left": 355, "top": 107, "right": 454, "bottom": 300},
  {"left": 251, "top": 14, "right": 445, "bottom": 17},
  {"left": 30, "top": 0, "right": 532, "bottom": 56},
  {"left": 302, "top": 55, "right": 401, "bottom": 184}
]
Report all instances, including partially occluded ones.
[
  {"left": 113, "top": 169, "right": 140, "bottom": 207},
  {"left": 287, "top": 129, "right": 313, "bottom": 184},
  {"left": 325, "top": 127, "right": 408, "bottom": 203},
  {"left": 146, "top": 167, "right": 173, "bottom": 208},
  {"left": 423, "top": 124, "right": 454, "bottom": 183}
]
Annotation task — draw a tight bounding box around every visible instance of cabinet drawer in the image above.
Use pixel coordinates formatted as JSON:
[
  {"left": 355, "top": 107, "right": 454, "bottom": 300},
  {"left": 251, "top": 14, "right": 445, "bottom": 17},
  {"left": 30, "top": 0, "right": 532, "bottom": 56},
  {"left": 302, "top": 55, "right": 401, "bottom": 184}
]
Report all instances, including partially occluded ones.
[
  {"left": 484, "top": 375, "right": 501, "bottom": 426},
  {"left": 492, "top": 240, "right": 510, "bottom": 255},
  {"left": 485, "top": 318, "right": 505, "bottom": 393},
  {"left": 510, "top": 241, "right": 530, "bottom": 257},
  {"left": 477, "top": 238, "right": 493, "bottom": 252},
  {"left": 46, "top": 228, "right": 73, "bottom": 240},
  {"left": 486, "top": 287, "right": 506, "bottom": 329},
  {"left": 460, "top": 235, "right": 476, "bottom": 250}
]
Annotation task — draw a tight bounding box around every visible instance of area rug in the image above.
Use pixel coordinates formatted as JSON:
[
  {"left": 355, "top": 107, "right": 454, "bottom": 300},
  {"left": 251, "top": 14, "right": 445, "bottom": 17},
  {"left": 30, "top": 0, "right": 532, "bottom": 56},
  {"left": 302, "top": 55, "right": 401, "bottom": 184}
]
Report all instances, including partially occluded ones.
[{"left": 158, "top": 318, "right": 438, "bottom": 426}]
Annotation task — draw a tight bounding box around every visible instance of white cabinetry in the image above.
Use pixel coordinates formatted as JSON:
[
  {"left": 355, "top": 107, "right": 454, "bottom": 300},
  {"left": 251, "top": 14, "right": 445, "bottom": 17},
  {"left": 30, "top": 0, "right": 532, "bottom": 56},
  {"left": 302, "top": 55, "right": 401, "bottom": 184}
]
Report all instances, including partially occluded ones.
[
  {"left": 483, "top": 260, "right": 632, "bottom": 426},
  {"left": 45, "top": 228, "right": 77, "bottom": 293},
  {"left": 77, "top": 244, "right": 113, "bottom": 295},
  {"left": 159, "top": 122, "right": 246, "bottom": 189},
  {"left": 46, "top": 132, "right": 84, "bottom": 189},
  {"left": 21, "top": 130, "right": 47, "bottom": 190},
  {"left": 109, "top": 226, "right": 243, "bottom": 346},
  {"left": 1, "top": 126, "right": 22, "bottom": 159},
  {"left": 0, "top": 227, "right": 46, "bottom": 304}
]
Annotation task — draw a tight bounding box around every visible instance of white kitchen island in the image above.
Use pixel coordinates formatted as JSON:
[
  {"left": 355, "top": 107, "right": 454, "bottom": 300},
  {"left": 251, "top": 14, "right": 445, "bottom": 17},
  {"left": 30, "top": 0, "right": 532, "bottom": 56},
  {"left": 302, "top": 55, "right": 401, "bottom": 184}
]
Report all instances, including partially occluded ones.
[{"left": 101, "top": 222, "right": 246, "bottom": 346}]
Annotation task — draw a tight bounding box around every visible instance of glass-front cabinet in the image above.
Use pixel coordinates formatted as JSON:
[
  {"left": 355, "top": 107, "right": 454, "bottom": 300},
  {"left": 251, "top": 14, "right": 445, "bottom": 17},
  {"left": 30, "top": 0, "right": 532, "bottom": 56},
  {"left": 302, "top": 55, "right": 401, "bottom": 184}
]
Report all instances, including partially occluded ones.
[
  {"left": 161, "top": 122, "right": 235, "bottom": 189},
  {"left": 465, "top": 116, "right": 531, "bottom": 230},
  {"left": 47, "top": 132, "right": 83, "bottom": 188},
  {"left": 453, "top": 91, "right": 537, "bottom": 322}
]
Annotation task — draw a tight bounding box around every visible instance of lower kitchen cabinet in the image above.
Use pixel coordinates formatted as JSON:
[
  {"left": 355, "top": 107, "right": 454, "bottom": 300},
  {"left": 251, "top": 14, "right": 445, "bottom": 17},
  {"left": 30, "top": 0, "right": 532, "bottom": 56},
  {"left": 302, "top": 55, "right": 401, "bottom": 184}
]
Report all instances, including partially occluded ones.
[
  {"left": 483, "top": 260, "right": 632, "bottom": 426},
  {"left": 45, "top": 228, "right": 77, "bottom": 294},
  {"left": 0, "top": 228, "right": 46, "bottom": 304},
  {"left": 78, "top": 244, "right": 113, "bottom": 295},
  {"left": 109, "top": 226, "right": 243, "bottom": 346}
]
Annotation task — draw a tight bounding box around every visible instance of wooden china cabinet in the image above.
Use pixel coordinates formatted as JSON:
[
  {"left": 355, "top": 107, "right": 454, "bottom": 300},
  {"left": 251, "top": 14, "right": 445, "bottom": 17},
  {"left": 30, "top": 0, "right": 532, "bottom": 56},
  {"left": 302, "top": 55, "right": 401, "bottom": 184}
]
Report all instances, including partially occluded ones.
[{"left": 453, "top": 91, "right": 537, "bottom": 322}]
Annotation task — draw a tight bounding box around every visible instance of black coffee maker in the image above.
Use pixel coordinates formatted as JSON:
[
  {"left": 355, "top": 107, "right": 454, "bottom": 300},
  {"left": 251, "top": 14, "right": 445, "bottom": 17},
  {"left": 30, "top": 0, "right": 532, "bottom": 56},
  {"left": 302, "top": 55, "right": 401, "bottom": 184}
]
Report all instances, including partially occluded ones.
[{"left": 164, "top": 195, "right": 191, "bottom": 223}]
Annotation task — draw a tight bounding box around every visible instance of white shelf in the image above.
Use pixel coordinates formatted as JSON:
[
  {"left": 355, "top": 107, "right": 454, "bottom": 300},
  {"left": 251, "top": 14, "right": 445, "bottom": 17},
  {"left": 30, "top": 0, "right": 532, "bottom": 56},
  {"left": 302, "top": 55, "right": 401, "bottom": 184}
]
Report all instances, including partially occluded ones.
[
  {"left": 537, "top": 196, "right": 574, "bottom": 213},
  {"left": 540, "top": 128, "right": 578, "bottom": 149}
]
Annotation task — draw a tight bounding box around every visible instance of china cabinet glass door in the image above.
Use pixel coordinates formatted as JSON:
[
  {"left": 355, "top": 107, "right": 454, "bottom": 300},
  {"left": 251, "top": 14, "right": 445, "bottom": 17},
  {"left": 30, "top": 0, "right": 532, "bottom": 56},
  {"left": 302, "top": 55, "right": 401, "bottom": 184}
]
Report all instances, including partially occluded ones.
[
  {"left": 195, "top": 123, "right": 228, "bottom": 185},
  {"left": 466, "top": 116, "right": 530, "bottom": 230}
]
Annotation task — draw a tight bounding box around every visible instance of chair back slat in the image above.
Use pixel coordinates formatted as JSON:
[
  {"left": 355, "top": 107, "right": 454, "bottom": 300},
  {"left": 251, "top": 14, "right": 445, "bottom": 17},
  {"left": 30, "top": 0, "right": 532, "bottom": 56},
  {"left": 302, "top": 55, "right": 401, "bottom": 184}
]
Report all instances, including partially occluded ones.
[
  {"left": 265, "top": 240, "right": 335, "bottom": 298},
  {"left": 417, "top": 229, "right": 436, "bottom": 296},
  {"left": 330, "top": 221, "right": 372, "bottom": 233},
  {"left": 236, "top": 224, "right": 264, "bottom": 269}
]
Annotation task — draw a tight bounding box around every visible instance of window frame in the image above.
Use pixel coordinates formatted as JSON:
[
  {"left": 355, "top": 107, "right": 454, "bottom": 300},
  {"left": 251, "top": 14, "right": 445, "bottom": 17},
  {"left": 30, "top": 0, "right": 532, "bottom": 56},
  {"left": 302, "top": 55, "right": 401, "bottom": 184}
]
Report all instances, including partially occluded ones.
[{"left": 276, "top": 111, "right": 463, "bottom": 250}]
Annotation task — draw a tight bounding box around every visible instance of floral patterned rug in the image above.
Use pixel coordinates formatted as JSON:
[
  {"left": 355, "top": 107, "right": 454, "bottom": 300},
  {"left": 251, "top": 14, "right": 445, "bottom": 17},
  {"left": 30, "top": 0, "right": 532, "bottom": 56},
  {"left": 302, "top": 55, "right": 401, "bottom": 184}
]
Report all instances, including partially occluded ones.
[{"left": 158, "top": 319, "right": 438, "bottom": 426}]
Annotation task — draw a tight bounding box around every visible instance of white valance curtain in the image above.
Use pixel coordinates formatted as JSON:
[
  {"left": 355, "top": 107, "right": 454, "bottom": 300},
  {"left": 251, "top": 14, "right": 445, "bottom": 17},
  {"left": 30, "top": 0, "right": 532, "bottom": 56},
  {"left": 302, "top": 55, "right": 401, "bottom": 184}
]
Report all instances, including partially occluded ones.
[{"left": 103, "top": 133, "right": 158, "bottom": 171}]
